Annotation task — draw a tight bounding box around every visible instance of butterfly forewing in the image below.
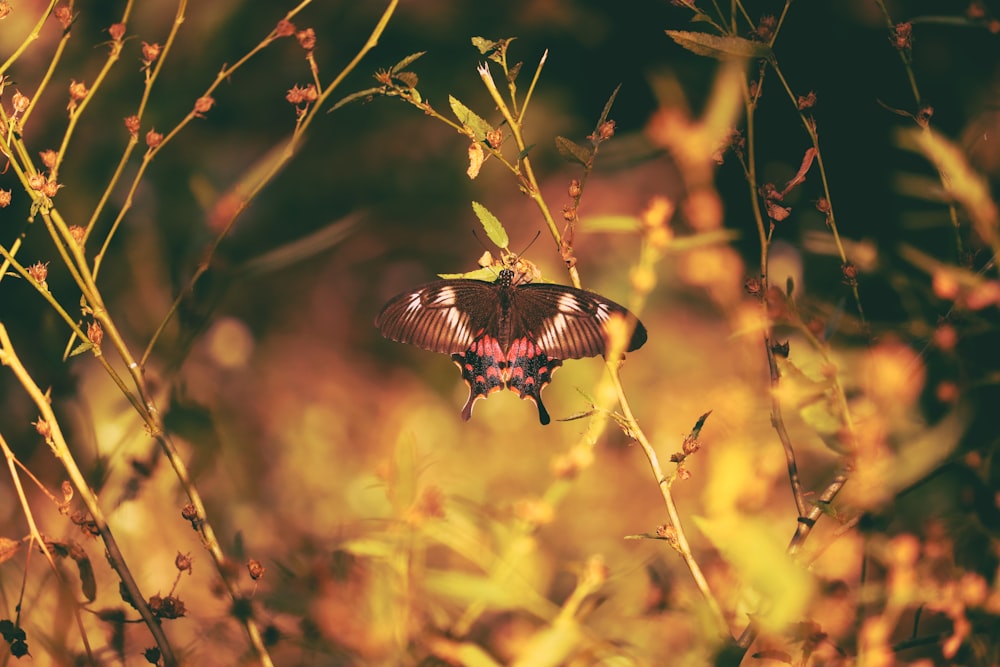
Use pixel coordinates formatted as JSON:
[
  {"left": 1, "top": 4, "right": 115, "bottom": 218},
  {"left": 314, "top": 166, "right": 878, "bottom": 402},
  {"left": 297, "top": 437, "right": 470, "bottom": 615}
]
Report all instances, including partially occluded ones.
[
  {"left": 376, "top": 280, "right": 494, "bottom": 354},
  {"left": 515, "top": 283, "right": 647, "bottom": 359}
]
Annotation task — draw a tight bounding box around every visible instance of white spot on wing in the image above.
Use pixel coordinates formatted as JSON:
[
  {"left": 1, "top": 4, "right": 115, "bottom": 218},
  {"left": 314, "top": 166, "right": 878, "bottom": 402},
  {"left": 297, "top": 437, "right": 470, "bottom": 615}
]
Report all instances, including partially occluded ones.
[
  {"left": 557, "top": 293, "right": 583, "bottom": 313},
  {"left": 431, "top": 286, "right": 456, "bottom": 306}
]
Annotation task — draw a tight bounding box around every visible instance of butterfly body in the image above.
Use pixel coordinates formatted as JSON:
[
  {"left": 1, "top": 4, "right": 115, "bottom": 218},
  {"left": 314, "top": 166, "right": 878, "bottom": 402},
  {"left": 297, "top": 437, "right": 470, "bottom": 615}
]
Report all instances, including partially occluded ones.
[{"left": 376, "top": 268, "right": 646, "bottom": 424}]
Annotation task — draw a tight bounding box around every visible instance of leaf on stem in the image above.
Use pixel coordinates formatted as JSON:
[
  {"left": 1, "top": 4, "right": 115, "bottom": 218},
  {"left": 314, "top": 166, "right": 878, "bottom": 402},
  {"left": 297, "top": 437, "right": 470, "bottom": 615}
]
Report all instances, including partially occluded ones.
[
  {"left": 554, "top": 136, "right": 591, "bottom": 166},
  {"left": 665, "top": 31, "right": 773, "bottom": 60},
  {"left": 471, "top": 201, "right": 510, "bottom": 249},
  {"left": 390, "top": 51, "right": 426, "bottom": 74},
  {"left": 449, "top": 95, "right": 494, "bottom": 141}
]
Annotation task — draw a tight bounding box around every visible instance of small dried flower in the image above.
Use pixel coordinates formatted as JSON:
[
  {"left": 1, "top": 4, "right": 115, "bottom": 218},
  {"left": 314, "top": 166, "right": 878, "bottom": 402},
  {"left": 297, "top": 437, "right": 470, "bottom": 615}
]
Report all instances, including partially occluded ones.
[
  {"left": 145, "top": 128, "right": 163, "bottom": 148},
  {"left": 815, "top": 197, "right": 831, "bottom": 214},
  {"left": 175, "top": 552, "right": 193, "bottom": 574},
  {"left": 124, "top": 115, "right": 140, "bottom": 137},
  {"left": 891, "top": 22, "right": 913, "bottom": 51},
  {"left": 87, "top": 320, "right": 103, "bottom": 346},
  {"left": 485, "top": 127, "right": 503, "bottom": 149},
  {"left": 68, "top": 79, "right": 88, "bottom": 101},
  {"left": 148, "top": 594, "right": 186, "bottom": 620},
  {"left": 755, "top": 15, "right": 777, "bottom": 41},
  {"left": 68, "top": 225, "right": 85, "bottom": 245},
  {"left": 193, "top": 96, "right": 214, "bottom": 115},
  {"left": 0, "top": 1, "right": 12, "bottom": 20},
  {"left": 141, "top": 42, "right": 161, "bottom": 64},
  {"left": 296, "top": 28, "right": 316, "bottom": 51},
  {"left": 744, "top": 276, "right": 762, "bottom": 296},
  {"left": 41, "top": 178, "right": 61, "bottom": 198},
  {"left": 247, "top": 558, "right": 266, "bottom": 581},
  {"left": 682, "top": 435, "right": 701, "bottom": 455},
  {"left": 273, "top": 19, "right": 296, "bottom": 38},
  {"left": 0, "top": 189, "right": 10, "bottom": 208},
  {"left": 39, "top": 149, "right": 57, "bottom": 168},
  {"left": 285, "top": 84, "right": 318, "bottom": 106},
  {"left": 180, "top": 503, "right": 200, "bottom": 526},
  {"left": 53, "top": 5, "right": 72, "bottom": 29},
  {"left": 797, "top": 90, "right": 816, "bottom": 110},
  {"left": 108, "top": 23, "right": 125, "bottom": 41},
  {"left": 11, "top": 90, "right": 29, "bottom": 114},
  {"left": 562, "top": 205, "right": 577, "bottom": 222},
  {"left": 27, "top": 173, "right": 45, "bottom": 191}
]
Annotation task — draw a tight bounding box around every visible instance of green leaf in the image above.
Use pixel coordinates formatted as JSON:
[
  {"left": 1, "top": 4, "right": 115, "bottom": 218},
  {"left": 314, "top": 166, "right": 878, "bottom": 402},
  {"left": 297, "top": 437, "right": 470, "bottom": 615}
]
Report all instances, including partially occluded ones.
[
  {"left": 390, "top": 51, "right": 426, "bottom": 74},
  {"left": 424, "top": 569, "right": 521, "bottom": 608},
  {"left": 327, "top": 87, "right": 383, "bottom": 113},
  {"left": 471, "top": 201, "right": 509, "bottom": 249},
  {"left": 449, "top": 95, "right": 494, "bottom": 141},
  {"left": 517, "top": 143, "right": 535, "bottom": 160},
  {"left": 665, "top": 30, "right": 773, "bottom": 60},
  {"left": 596, "top": 83, "right": 622, "bottom": 128},
  {"left": 69, "top": 341, "right": 93, "bottom": 357},
  {"left": 438, "top": 267, "right": 496, "bottom": 281},
  {"left": 471, "top": 36, "right": 497, "bottom": 55},
  {"left": 554, "top": 136, "right": 591, "bottom": 166}
]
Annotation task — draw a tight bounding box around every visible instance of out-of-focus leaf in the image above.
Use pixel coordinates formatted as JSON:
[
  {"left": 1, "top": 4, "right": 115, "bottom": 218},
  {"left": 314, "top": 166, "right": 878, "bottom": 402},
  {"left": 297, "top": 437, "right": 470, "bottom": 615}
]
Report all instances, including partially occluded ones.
[
  {"left": 471, "top": 36, "right": 497, "bottom": 54},
  {"left": 426, "top": 636, "right": 503, "bottom": 667},
  {"left": 424, "top": 570, "right": 521, "bottom": 609},
  {"left": 390, "top": 51, "right": 426, "bottom": 74},
  {"left": 554, "top": 136, "right": 591, "bottom": 166},
  {"left": 450, "top": 96, "right": 493, "bottom": 141},
  {"left": 0, "top": 538, "right": 21, "bottom": 564},
  {"left": 438, "top": 267, "right": 497, "bottom": 281},
  {"left": 341, "top": 537, "right": 396, "bottom": 559},
  {"left": 666, "top": 31, "right": 773, "bottom": 60},
  {"left": 76, "top": 555, "right": 97, "bottom": 602},
  {"left": 694, "top": 516, "right": 813, "bottom": 632},
  {"left": 581, "top": 215, "right": 640, "bottom": 232},
  {"left": 471, "top": 201, "right": 509, "bottom": 249},
  {"left": 510, "top": 618, "right": 583, "bottom": 667}
]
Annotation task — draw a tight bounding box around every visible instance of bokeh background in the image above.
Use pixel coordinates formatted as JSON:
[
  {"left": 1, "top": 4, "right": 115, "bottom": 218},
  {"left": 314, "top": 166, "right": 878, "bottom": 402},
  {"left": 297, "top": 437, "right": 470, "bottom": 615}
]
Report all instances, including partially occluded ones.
[{"left": 1, "top": 0, "right": 999, "bottom": 665}]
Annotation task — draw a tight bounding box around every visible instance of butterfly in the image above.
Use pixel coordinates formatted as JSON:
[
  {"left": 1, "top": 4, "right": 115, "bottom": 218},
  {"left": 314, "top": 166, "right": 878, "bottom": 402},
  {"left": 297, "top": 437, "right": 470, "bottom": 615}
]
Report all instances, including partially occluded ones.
[{"left": 375, "top": 267, "right": 647, "bottom": 424}]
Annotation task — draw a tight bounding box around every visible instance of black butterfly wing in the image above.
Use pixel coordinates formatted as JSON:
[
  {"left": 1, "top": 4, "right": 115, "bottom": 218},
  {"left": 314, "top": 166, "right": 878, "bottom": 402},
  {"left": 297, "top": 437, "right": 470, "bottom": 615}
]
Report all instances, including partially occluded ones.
[
  {"left": 375, "top": 279, "right": 497, "bottom": 354},
  {"left": 511, "top": 283, "right": 647, "bottom": 359}
]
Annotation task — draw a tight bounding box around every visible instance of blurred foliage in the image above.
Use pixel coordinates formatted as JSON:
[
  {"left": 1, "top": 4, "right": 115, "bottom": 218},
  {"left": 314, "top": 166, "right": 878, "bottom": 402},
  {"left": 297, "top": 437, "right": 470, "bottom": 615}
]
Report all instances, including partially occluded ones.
[{"left": 0, "top": 0, "right": 999, "bottom": 665}]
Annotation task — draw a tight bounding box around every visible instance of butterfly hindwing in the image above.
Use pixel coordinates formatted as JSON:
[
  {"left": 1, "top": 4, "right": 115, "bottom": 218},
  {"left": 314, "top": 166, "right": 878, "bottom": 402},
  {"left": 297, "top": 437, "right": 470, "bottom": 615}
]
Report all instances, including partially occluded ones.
[{"left": 376, "top": 268, "right": 646, "bottom": 424}]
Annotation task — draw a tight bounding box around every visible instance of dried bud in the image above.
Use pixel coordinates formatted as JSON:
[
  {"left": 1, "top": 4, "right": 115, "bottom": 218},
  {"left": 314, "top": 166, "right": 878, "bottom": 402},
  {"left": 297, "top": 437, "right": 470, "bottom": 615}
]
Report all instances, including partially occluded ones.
[
  {"left": 682, "top": 435, "right": 702, "bottom": 455},
  {"left": 842, "top": 262, "right": 859, "bottom": 285},
  {"left": 41, "top": 178, "right": 61, "bottom": 198},
  {"left": 175, "top": 552, "right": 193, "bottom": 574},
  {"left": 916, "top": 105, "right": 933, "bottom": 128},
  {"left": 141, "top": 41, "right": 161, "bottom": 64},
  {"left": 568, "top": 179, "right": 581, "bottom": 199},
  {"left": 0, "top": 189, "right": 10, "bottom": 208},
  {"left": 180, "top": 503, "right": 199, "bottom": 523},
  {"left": 285, "top": 84, "right": 317, "bottom": 105},
  {"left": 11, "top": 90, "right": 29, "bottom": 114},
  {"left": 87, "top": 320, "right": 103, "bottom": 346},
  {"left": 193, "top": 96, "right": 214, "bottom": 115},
  {"left": 108, "top": 23, "right": 125, "bottom": 41},
  {"left": 27, "top": 261, "right": 48, "bottom": 284},
  {"left": 744, "top": 276, "right": 762, "bottom": 296},
  {"left": 124, "top": 115, "right": 140, "bottom": 137},
  {"left": 53, "top": 5, "right": 72, "bottom": 29},
  {"left": 274, "top": 19, "right": 296, "bottom": 38},
  {"left": 815, "top": 197, "right": 831, "bottom": 214},
  {"left": 143, "top": 648, "right": 161, "bottom": 664},
  {"left": 590, "top": 119, "right": 616, "bottom": 143},
  {"left": 68, "top": 225, "right": 85, "bottom": 245},
  {"left": 33, "top": 417, "right": 51, "bottom": 438},
  {"left": 247, "top": 558, "right": 266, "bottom": 581},
  {"left": 39, "top": 149, "right": 57, "bottom": 168},
  {"left": 145, "top": 128, "right": 163, "bottom": 148},
  {"left": 797, "top": 90, "right": 816, "bottom": 110},
  {"left": 68, "top": 79, "right": 88, "bottom": 101},
  {"left": 296, "top": 28, "right": 316, "bottom": 51},
  {"left": 27, "top": 173, "right": 45, "bottom": 190},
  {"left": 562, "top": 205, "right": 577, "bottom": 222},
  {"left": 755, "top": 15, "right": 777, "bottom": 41}
]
